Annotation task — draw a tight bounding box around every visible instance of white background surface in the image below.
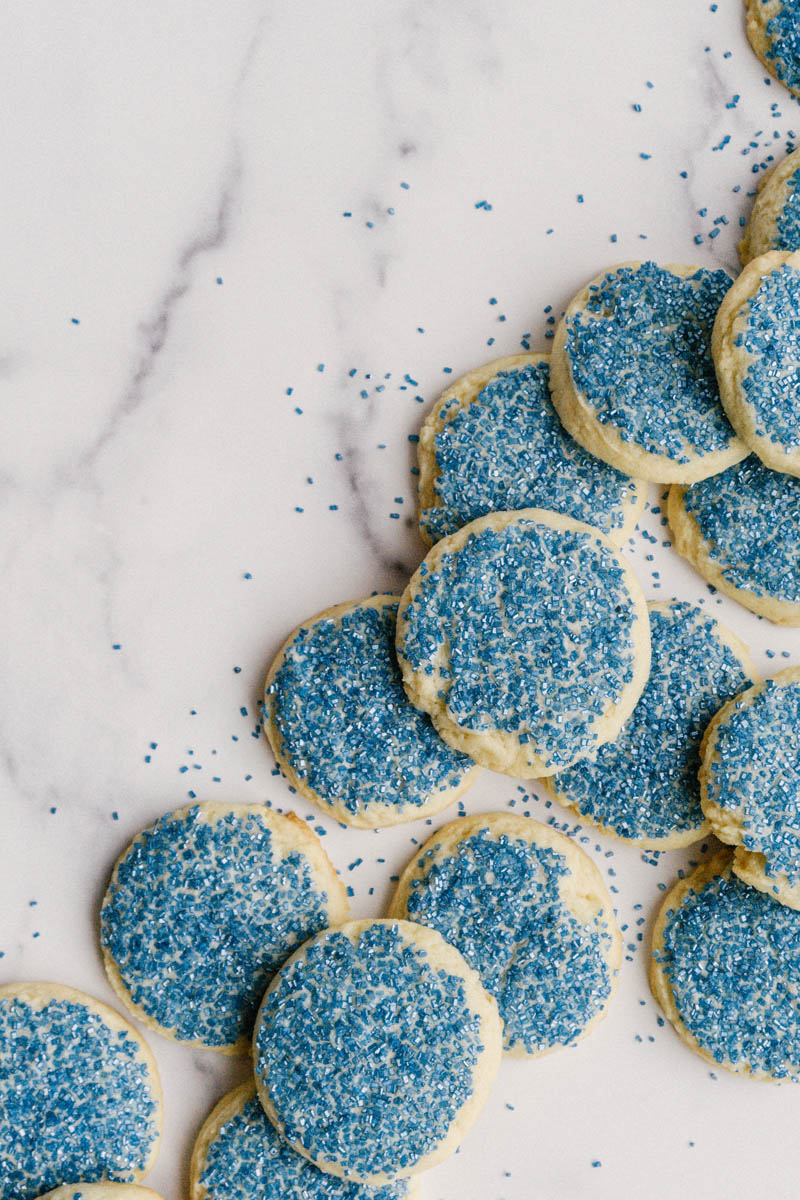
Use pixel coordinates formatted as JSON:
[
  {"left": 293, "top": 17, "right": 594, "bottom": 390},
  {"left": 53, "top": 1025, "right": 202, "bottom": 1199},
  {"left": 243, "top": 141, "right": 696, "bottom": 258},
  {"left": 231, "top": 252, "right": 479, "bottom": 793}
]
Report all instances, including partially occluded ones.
[{"left": 3, "top": 2, "right": 800, "bottom": 1197}]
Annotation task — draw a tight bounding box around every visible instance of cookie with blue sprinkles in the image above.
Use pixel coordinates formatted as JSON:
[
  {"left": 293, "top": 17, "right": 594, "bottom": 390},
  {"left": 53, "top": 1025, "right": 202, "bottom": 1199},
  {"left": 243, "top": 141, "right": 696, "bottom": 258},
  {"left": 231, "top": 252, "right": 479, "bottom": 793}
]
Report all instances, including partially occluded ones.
[
  {"left": 416, "top": 352, "right": 645, "bottom": 547},
  {"left": 701, "top": 667, "right": 800, "bottom": 910},
  {"left": 396, "top": 508, "right": 651, "bottom": 777},
  {"left": 668, "top": 456, "right": 800, "bottom": 624},
  {"left": 740, "top": 148, "right": 800, "bottom": 263},
  {"left": 190, "top": 1083, "right": 421, "bottom": 1200},
  {"left": 35, "top": 1188, "right": 164, "bottom": 1200},
  {"left": 388, "top": 813, "right": 621, "bottom": 1056},
  {"left": 545, "top": 601, "right": 757, "bottom": 848},
  {"left": 0, "top": 981, "right": 162, "bottom": 1200},
  {"left": 100, "top": 802, "right": 348, "bottom": 1053},
  {"left": 746, "top": 0, "right": 800, "bottom": 100},
  {"left": 252, "top": 918, "right": 502, "bottom": 1185},
  {"left": 651, "top": 850, "right": 800, "bottom": 1081},
  {"left": 550, "top": 261, "right": 747, "bottom": 483},
  {"left": 264, "top": 595, "right": 480, "bottom": 828},
  {"left": 713, "top": 251, "right": 800, "bottom": 477}
]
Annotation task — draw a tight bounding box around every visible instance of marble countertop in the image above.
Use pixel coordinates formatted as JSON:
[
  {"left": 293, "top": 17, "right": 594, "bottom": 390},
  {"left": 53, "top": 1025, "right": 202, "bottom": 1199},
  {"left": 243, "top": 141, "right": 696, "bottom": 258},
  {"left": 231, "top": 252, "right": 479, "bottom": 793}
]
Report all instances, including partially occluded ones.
[{"left": 4, "top": 2, "right": 800, "bottom": 1197}]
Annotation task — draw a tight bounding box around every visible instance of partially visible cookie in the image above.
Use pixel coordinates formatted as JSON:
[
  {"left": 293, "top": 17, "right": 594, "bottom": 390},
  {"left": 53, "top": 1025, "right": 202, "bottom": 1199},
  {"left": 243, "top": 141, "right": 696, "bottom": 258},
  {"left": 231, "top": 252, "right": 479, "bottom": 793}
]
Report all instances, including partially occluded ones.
[
  {"left": 550, "top": 261, "right": 746, "bottom": 483},
  {"left": 713, "top": 250, "right": 800, "bottom": 477},
  {"left": 740, "top": 147, "right": 800, "bottom": 262},
  {"left": 36, "top": 1189, "right": 163, "bottom": 1200},
  {"left": 417, "top": 352, "right": 644, "bottom": 546},
  {"left": 100, "top": 802, "right": 348, "bottom": 1054},
  {"left": 668, "top": 456, "right": 800, "bottom": 625},
  {"left": 545, "top": 601, "right": 757, "bottom": 847},
  {"left": 0, "top": 982, "right": 162, "bottom": 1200},
  {"left": 651, "top": 850, "right": 800, "bottom": 1080},
  {"left": 701, "top": 667, "right": 800, "bottom": 909},
  {"left": 190, "top": 1083, "right": 421, "bottom": 1200},
  {"left": 396, "top": 508, "right": 651, "bottom": 777},
  {"left": 388, "top": 813, "right": 621, "bottom": 1056},
  {"left": 746, "top": 0, "right": 800, "bottom": 100},
  {"left": 252, "top": 918, "right": 502, "bottom": 1185},
  {"left": 264, "top": 595, "right": 479, "bottom": 828}
]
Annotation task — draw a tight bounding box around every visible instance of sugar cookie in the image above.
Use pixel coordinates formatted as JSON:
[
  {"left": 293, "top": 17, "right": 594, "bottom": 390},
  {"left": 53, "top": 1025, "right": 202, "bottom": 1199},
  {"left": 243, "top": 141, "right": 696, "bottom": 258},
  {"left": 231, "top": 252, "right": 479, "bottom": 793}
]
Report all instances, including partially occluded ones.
[
  {"left": 746, "top": 0, "right": 800, "bottom": 99},
  {"left": 0, "top": 982, "right": 162, "bottom": 1200},
  {"left": 396, "top": 508, "right": 650, "bottom": 777},
  {"left": 417, "top": 352, "right": 644, "bottom": 546},
  {"left": 713, "top": 250, "right": 800, "bottom": 476},
  {"left": 651, "top": 850, "right": 800, "bottom": 1080},
  {"left": 388, "top": 813, "right": 621, "bottom": 1056},
  {"left": 264, "top": 595, "right": 479, "bottom": 828},
  {"left": 668, "top": 456, "right": 800, "bottom": 625},
  {"left": 545, "top": 601, "right": 757, "bottom": 847},
  {"left": 701, "top": 667, "right": 800, "bottom": 909},
  {"left": 252, "top": 918, "right": 502, "bottom": 1185},
  {"left": 550, "top": 261, "right": 746, "bottom": 483},
  {"left": 740, "top": 147, "right": 800, "bottom": 262},
  {"left": 35, "top": 1189, "right": 163, "bottom": 1200},
  {"left": 190, "top": 1083, "right": 421, "bottom": 1200},
  {"left": 100, "top": 802, "right": 348, "bottom": 1053}
]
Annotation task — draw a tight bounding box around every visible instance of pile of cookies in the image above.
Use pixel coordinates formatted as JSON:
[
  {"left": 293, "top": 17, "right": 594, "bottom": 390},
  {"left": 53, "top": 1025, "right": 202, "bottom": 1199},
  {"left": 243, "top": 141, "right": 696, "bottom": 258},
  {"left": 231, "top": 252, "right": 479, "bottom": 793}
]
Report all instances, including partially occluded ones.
[{"left": 9, "top": 29, "right": 800, "bottom": 1200}]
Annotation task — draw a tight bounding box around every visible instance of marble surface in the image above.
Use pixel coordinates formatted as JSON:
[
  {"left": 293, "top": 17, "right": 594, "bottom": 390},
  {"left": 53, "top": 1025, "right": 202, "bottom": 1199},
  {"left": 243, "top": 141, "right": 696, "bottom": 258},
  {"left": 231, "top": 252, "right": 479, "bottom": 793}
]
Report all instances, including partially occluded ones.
[{"left": 4, "top": 2, "right": 800, "bottom": 1197}]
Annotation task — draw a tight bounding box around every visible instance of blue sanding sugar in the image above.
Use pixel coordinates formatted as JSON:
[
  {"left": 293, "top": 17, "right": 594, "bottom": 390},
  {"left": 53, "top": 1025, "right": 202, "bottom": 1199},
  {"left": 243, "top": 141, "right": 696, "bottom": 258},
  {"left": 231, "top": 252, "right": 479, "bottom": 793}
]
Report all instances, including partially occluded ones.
[
  {"left": 267, "top": 600, "right": 472, "bottom": 816},
  {"left": 681, "top": 456, "right": 800, "bottom": 602},
  {"left": 422, "top": 361, "right": 640, "bottom": 543},
  {"left": 199, "top": 1089, "right": 412, "bottom": 1199},
  {"left": 0, "top": 993, "right": 159, "bottom": 1198},
  {"left": 565, "top": 262, "right": 736, "bottom": 462},
  {"left": 552, "top": 602, "right": 751, "bottom": 840},
  {"left": 403, "top": 828, "right": 613, "bottom": 1052},
  {"left": 765, "top": 0, "right": 800, "bottom": 91},
  {"left": 740, "top": 262, "right": 800, "bottom": 451},
  {"left": 656, "top": 869, "right": 800, "bottom": 1078},
  {"left": 254, "top": 923, "right": 483, "bottom": 1179},
  {"left": 773, "top": 167, "right": 800, "bottom": 250},
  {"left": 100, "top": 806, "right": 331, "bottom": 1046},
  {"left": 706, "top": 677, "right": 800, "bottom": 883},
  {"left": 399, "top": 519, "right": 638, "bottom": 768}
]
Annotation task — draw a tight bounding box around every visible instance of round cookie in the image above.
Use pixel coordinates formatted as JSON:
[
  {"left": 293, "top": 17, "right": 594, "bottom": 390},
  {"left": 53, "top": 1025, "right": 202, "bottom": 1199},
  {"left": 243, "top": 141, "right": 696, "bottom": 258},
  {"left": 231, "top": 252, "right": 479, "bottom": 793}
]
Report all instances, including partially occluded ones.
[
  {"left": 417, "top": 352, "right": 645, "bottom": 547},
  {"left": 746, "top": 0, "right": 800, "bottom": 100},
  {"left": 387, "top": 813, "right": 621, "bottom": 1056},
  {"left": 190, "top": 1083, "right": 421, "bottom": 1200},
  {"left": 252, "top": 918, "right": 502, "bottom": 1185},
  {"left": 740, "top": 147, "right": 800, "bottom": 263},
  {"left": 701, "top": 667, "right": 800, "bottom": 909},
  {"left": 713, "top": 250, "right": 800, "bottom": 477},
  {"left": 651, "top": 850, "right": 800, "bottom": 1081},
  {"left": 0, "top": 982, "right": 162, "bottom": 1200},
  {"left": 264, "top": 595, "right": 479, "bottom": 828},
  {"left": 668, "top": 456, "right": 800, "bottom": 625},
  {"left": 36, "top": 1189, "right": 163, "bottom": 1200},
  {"left": 396, "top": 508, "right": 651, "bottom": 778},
  {"left": 545, "top": 601, "right": 757, "bottom": 848},
  {"left": 100, "top": 802, "right": 348, "bottom": 1054},
  {"left": 550, "top": 260, "right": 747, "bottom": 483}
]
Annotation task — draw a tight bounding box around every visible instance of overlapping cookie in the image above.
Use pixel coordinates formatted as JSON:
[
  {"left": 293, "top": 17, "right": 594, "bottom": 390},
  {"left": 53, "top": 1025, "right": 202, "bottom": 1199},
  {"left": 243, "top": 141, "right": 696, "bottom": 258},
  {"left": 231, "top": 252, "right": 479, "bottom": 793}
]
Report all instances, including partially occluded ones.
[
  {"left": 388, "top": 813, "right": 621, "bottom": 1056},
  {"left": 746, "top": 0, "right": 800, "bottom": 99},
  {"left": 740, "top": 147, "right": 800, "bottom": 262}
]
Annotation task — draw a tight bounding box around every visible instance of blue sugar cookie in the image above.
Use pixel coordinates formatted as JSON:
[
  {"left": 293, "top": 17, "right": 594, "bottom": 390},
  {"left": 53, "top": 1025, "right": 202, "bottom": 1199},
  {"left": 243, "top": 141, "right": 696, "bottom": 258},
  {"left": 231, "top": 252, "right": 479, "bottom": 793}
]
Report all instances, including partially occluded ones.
[
  {"left": 0, "top": 982, "right": 162, "bottom": 1200},
  {"left": 252, "top": 919, "right": 502, "bottom": 1185},
  {"left": 264, "top": 595, "right": 479, "bottom": 828},
  {"left": 547, "top": 602, "right": 756, "bottom": 847},
  {"left": 669, "top": 455, "right": 800, "bottom": 625},
  {"left": 701, "top": 667, "right": 800, "bottom": 909},
  {"left": 100, "top": 803, "right": 348, "bottom": 1052},
  {"left": 396, "top": 508, "right": 651, "bottom": 778},
  {"left": 714, "top": 251, "right": 800, "bottom": 477},
  {"left": 190, "top": 1084, "right": 421, "bottom": 1200},
  {"left": 747, "top": 0, "right": 800, "bottom": 99},
  {"left": 388, "top": 814, "right": 621, "bottom": 1056},
  {"left": 550, "top": 261, "right": 746, "bottom": 483},
  {"left": 740, "top": 149, "right": 800, "bottom": 262},
  {"left": 417, "top": 352, "right": 644, "bottom": 546},
  {"left": 651, "top": 851, "right": 800, "bottom": 1080}
]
